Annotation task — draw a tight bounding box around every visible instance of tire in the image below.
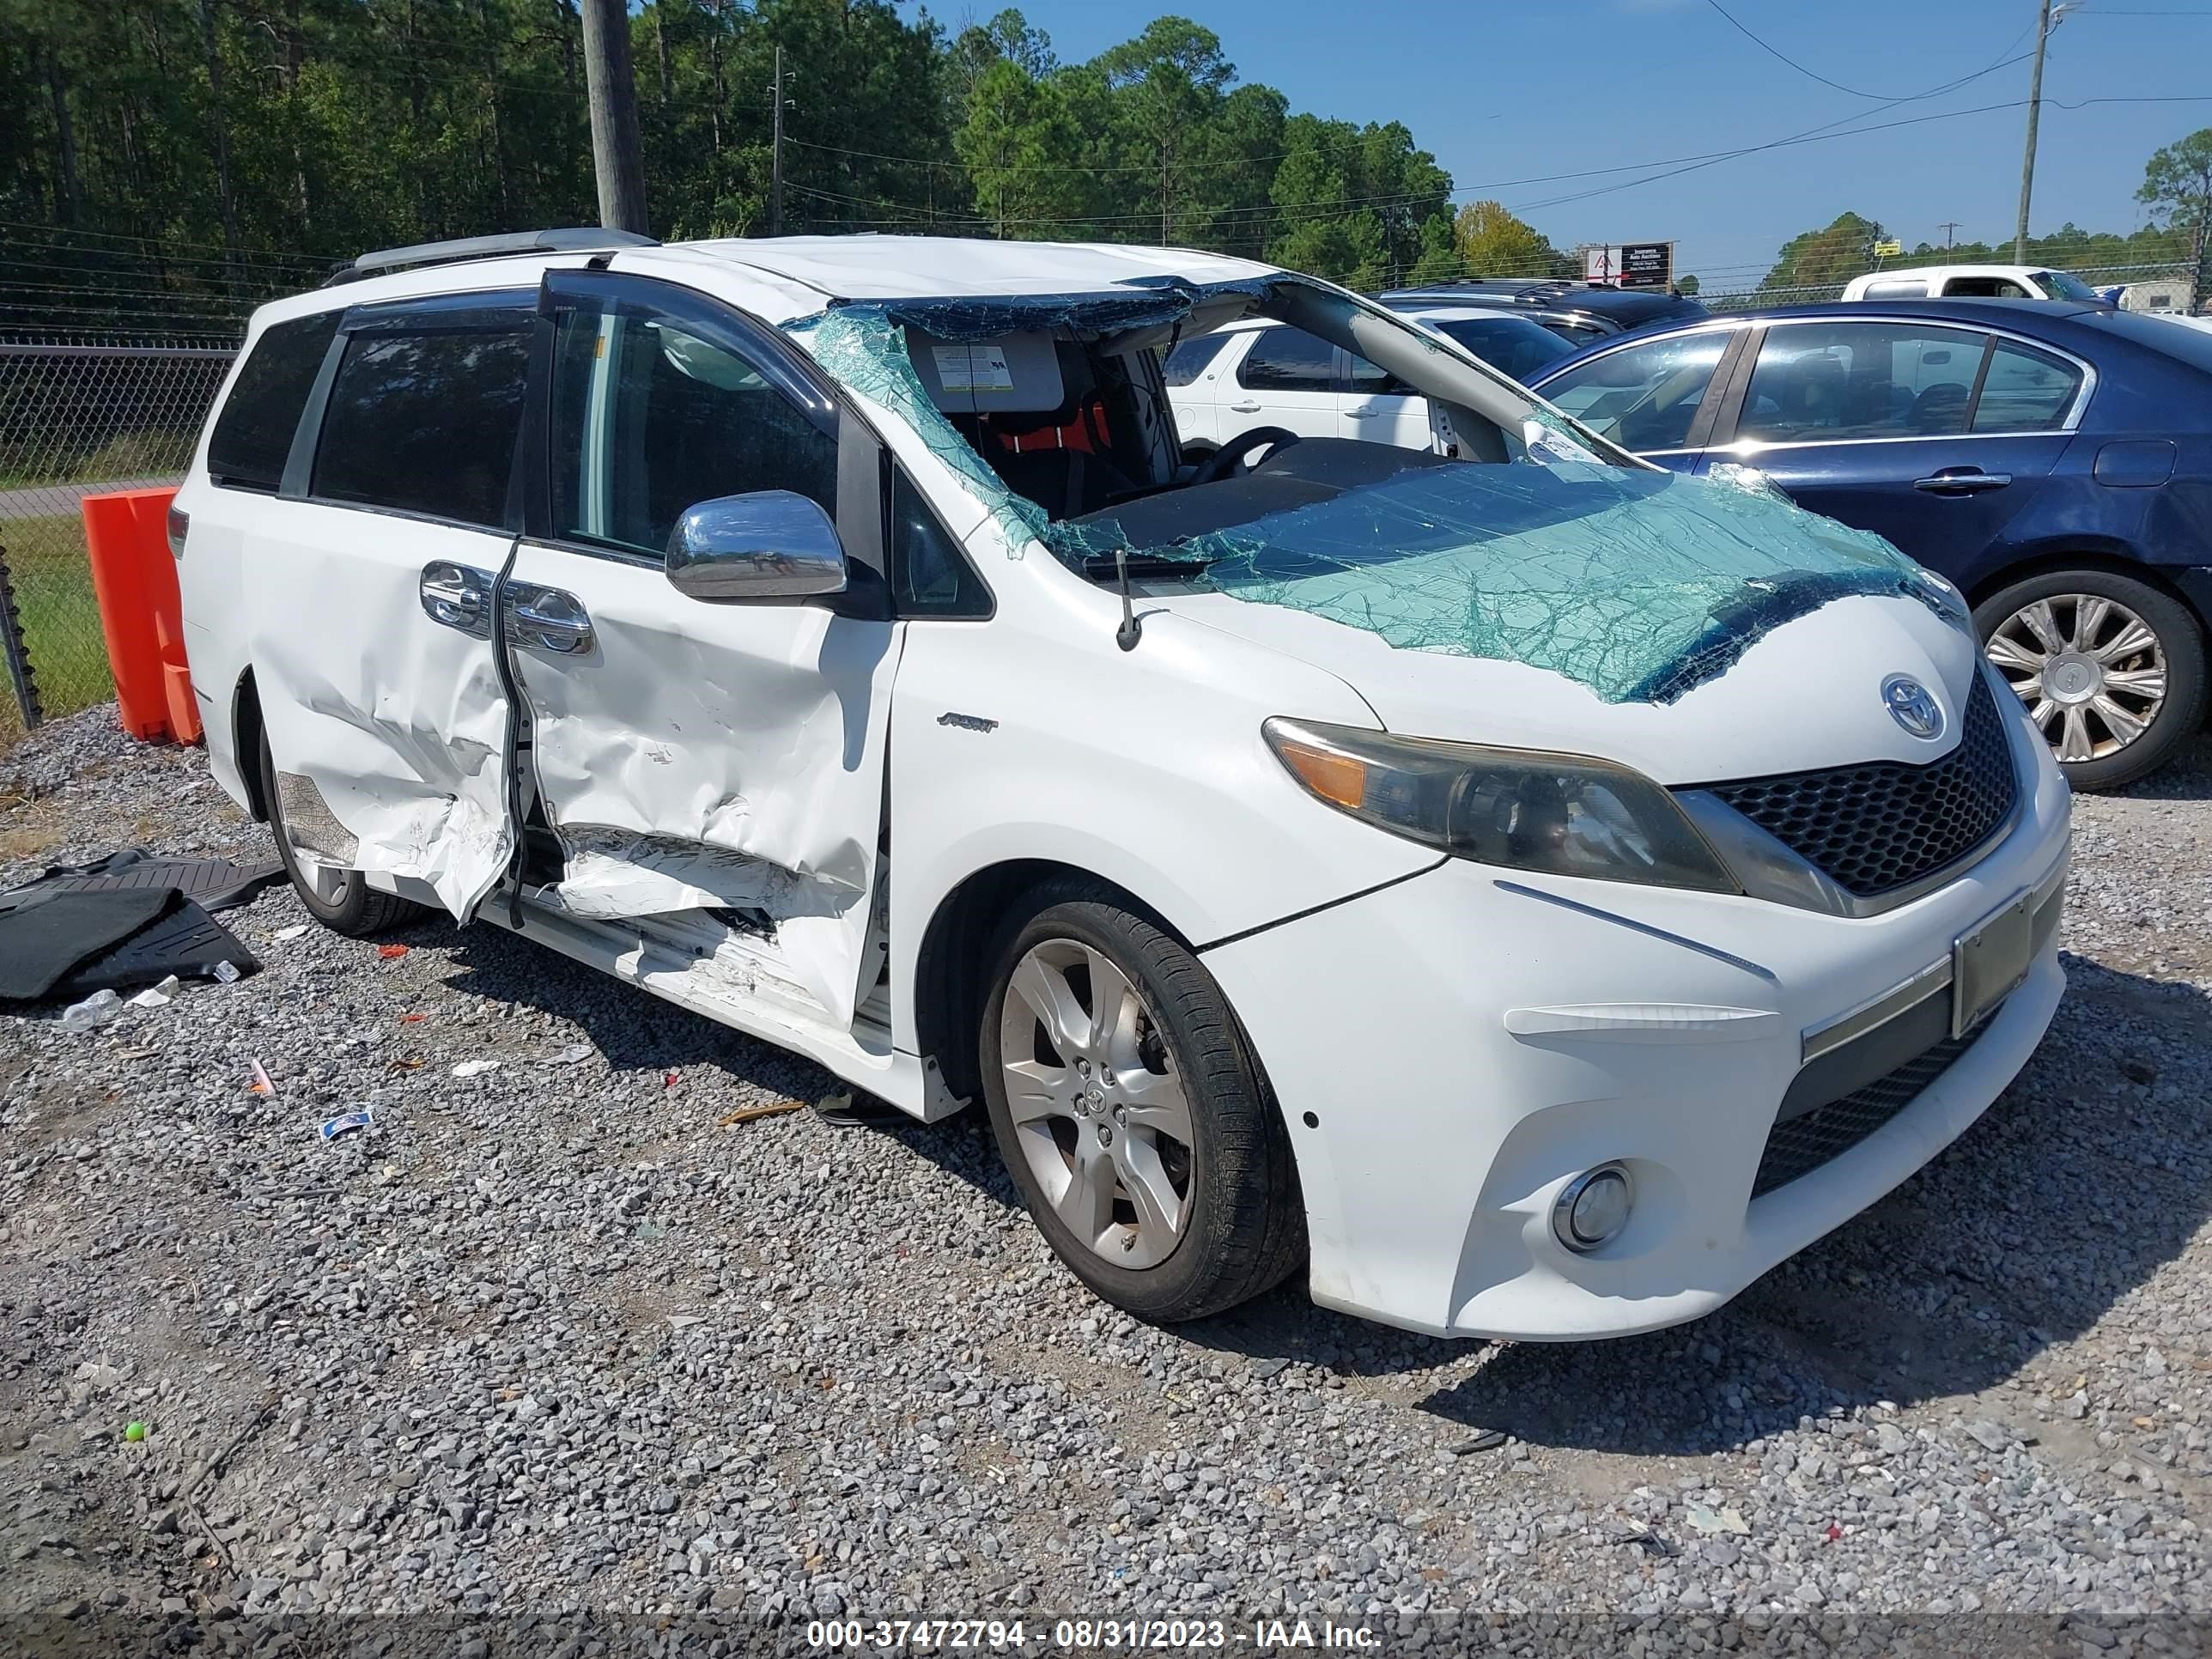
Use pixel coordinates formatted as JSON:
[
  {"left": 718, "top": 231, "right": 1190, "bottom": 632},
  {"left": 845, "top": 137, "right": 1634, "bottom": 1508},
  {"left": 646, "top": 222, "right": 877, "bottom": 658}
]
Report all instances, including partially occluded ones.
[
  {"left": 258, "top": 723, "right": 422, "bottom": 938},
  {"left": 1973, "top": 568, "right": 2207, "bottom": 792},
  {"left": 978, "top": 878, "right": 1304, "bottom": 1323}
]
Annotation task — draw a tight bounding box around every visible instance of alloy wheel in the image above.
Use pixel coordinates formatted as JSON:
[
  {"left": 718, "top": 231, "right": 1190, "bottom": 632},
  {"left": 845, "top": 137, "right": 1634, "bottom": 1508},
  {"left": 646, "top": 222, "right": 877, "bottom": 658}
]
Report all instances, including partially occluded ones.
[
  {"left": 1984, "top": 593, "right": 2167, "bottom": 763},
  {"left": 997, "top": 938, "right": 1194, "bottom": 1269}
]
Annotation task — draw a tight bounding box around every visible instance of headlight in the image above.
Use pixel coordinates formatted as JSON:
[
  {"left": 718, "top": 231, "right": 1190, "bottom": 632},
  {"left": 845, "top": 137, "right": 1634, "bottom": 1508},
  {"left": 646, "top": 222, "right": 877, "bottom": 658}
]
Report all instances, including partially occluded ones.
[{"left": 1263, "top": 717, "right": 1738, "bottom": 893}]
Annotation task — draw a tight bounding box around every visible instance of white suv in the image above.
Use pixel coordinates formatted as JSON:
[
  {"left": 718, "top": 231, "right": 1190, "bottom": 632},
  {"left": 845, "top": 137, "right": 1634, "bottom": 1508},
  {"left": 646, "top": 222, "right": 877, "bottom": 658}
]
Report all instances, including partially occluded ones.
[
  {"left": 1166, "top": 307, "right": 1576, "bottom": 458},
  {"left": 173, "top": 228, "right": 2070, "bottom": 1341}
]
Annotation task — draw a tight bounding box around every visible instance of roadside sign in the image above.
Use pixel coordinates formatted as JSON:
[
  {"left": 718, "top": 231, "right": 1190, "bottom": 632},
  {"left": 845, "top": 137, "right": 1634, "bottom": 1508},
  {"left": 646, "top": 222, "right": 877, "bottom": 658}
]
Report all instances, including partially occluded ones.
[
  {"left": 1619, "top": 242, "right": 1673, "bottom": 289},
  {"left": 1873, "top": 239, "right": 1904, "bottom": 258},
  {"left": 1587, "top": 243, "right": 1675, "bottom": 288}
]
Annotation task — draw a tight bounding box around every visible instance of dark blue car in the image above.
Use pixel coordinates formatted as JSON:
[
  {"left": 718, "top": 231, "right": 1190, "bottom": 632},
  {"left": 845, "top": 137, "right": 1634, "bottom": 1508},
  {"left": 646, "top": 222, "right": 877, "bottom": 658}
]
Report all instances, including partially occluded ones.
[{"left": 1526, "top": 298, "right": 2212, "bottom": 788}]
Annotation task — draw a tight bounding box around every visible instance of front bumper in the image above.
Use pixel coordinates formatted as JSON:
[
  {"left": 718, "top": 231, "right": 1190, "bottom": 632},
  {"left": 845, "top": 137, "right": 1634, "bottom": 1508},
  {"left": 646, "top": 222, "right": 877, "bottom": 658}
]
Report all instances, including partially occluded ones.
[{"left": 1203, "top": 698, "right": 2072, "bottom": 1342}]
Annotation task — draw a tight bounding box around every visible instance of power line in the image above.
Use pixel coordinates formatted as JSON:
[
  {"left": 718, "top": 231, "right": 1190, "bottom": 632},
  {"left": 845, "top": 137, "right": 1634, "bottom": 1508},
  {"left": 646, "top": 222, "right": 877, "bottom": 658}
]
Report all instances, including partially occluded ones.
[
  {"left": 1700, "top": 0, "right": 1913, "bottom": 98},
  {"left": 1505, "top": 89, "right": 2209, "bottom": 217}
]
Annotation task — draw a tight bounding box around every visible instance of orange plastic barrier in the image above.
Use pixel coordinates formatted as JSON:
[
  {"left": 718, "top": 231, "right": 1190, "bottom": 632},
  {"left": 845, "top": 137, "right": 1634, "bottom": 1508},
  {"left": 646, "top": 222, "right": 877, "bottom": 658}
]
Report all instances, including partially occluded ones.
[{"left": 80, "top": 486, "right": 201, "bottom": 744}]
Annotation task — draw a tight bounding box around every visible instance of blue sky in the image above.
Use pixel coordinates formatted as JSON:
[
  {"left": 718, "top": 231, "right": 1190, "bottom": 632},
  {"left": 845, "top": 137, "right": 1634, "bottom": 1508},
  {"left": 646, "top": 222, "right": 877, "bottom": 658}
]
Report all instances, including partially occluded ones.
[{"left": 961, "top": 0, "right": 2212, "bottom": 287}]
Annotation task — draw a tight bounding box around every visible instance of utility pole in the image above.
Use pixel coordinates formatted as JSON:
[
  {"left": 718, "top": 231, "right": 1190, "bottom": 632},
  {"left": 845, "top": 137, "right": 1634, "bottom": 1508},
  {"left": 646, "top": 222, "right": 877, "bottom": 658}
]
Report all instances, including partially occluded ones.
[
  {"left": 1939, "top": 221, "right": 1961, "bottom": 261},
  {"left": 580, "top": 0, "right": 649, "bottom": 235},
  {"left": 2014, "top": 0, "right": 2059, "bottom": 265},
  {"left": 769, "top": 46, "right": 786, "bottom": 237}
]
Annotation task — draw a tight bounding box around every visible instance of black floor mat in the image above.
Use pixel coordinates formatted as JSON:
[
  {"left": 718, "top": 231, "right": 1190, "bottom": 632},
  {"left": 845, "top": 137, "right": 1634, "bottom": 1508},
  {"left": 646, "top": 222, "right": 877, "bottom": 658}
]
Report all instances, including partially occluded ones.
[
  {"left": 1, "top": 848, "right": 284, "bottom": 916},
  {"left": 53, "top": 895, "right": 259, "bottom": 997},
  {"left": 0, "top": 888, "right": 177, "bottom": 1000}
]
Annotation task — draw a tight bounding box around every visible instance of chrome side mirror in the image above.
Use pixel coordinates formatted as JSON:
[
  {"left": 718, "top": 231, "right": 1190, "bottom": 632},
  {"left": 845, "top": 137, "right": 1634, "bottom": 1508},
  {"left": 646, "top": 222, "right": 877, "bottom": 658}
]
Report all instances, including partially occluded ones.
[{"left": 665, "top": 489, "right": 847, "bottom": 601}]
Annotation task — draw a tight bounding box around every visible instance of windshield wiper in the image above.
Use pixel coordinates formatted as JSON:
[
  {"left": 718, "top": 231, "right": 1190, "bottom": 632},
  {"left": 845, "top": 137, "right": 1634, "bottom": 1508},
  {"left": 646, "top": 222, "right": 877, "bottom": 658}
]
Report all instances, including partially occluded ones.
[{"left": 1079, "top": 551, "right": 1215, "bottom": 580}]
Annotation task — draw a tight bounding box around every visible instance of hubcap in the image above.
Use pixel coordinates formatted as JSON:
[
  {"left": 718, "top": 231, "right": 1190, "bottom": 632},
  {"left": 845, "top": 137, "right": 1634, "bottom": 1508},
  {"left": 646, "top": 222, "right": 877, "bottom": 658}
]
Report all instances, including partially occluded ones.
[
  {"left": 1985, "top": 593, "right": 2166, "bottom": 763},
  {"left": 998, "top": 939, "right": 1194, "bottom": 1269}
]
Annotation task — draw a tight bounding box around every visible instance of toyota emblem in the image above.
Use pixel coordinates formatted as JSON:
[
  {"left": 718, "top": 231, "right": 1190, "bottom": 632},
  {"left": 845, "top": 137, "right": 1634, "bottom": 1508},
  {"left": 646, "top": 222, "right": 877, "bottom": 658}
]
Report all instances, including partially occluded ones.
[{"left": 1881, "top": 674, "right": 1945, "bottom": 741}]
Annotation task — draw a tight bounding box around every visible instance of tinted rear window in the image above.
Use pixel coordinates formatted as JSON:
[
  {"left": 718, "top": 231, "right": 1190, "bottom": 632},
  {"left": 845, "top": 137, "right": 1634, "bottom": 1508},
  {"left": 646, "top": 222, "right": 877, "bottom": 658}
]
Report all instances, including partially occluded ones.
[
  {"left": 312, "top": 327, "right": 531, "bottom": 527},
  {"left": 207, "top": 312, "right": 340, "bottom": 491},
  {"left": 1162, "top": 333, "right": 1231, "bottom": 386},
  {"left": 1428, "top": 316, "right": 1577, "bottom": 381}
]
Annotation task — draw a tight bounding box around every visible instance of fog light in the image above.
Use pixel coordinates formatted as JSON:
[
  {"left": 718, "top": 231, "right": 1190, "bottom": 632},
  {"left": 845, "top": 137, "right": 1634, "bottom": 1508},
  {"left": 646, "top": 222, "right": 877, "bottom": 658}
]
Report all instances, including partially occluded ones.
[{"left": 1553, "top": 1165, "right": 1632, "bottom": 1253}]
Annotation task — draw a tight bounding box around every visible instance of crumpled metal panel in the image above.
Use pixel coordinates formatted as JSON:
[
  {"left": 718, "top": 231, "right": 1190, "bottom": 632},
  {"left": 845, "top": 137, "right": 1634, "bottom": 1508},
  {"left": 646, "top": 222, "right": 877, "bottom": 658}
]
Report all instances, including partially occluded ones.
[
  {"left": 248, "top": 514, "right": 516, "bottom": 918},
  {"left": 503, "top": 544, "right": 896, "bottom": 1026}
]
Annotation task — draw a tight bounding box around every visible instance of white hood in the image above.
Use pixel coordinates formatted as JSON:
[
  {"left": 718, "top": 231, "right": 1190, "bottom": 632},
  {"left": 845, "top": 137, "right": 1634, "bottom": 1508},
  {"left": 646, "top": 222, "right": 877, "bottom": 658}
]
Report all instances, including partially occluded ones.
[{"left": 1148, "top": 588, "right": 1986, "bottom": 787}]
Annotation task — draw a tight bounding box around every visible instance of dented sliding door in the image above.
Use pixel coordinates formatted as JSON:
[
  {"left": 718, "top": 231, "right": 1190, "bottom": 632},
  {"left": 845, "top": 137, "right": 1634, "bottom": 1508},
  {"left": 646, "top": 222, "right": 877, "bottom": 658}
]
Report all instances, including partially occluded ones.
[
  {"left": 506, "top": 270, "right": 897, "bottom": 1028},
  {"left": 247, "top": 292, "right": 532, "bottom": 919}
]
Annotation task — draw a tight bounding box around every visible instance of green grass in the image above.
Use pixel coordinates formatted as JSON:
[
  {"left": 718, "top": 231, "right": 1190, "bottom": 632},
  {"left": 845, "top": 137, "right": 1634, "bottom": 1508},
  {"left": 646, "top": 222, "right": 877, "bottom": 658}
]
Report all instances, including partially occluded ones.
[{"left": 0, "top": 513, "right": 113, "bottom": 739}]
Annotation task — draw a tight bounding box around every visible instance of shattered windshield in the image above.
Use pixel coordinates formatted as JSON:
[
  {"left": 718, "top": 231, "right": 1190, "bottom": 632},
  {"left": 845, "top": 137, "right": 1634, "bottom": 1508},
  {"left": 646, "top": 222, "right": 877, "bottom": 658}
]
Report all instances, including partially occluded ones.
[
  {"left": 1063, "top": 459, "right": 1954, "bottom": 704},
  {"left": 787, "top": 280, "right": 1952, "bottom": 705}
]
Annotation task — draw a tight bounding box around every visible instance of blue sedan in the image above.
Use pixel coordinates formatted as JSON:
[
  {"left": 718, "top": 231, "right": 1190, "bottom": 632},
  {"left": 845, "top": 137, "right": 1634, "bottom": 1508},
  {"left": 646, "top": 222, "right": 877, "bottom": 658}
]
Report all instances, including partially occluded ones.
[{"left": 1526, "top": 298, "right": 2212, "bottom": 788}]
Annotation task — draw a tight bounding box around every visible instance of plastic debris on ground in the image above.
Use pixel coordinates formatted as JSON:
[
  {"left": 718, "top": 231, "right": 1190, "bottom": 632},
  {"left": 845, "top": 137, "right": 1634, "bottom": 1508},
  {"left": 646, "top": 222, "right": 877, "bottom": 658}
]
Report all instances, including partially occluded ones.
[
  {"left": 247, "top": 1059, "right": 276, "bottom": 1097},
  {"left": 1686, "top": 1504, "right": 1751, "bottom": 1535},
  {"left": 451, "top": 1059, "right": 500, "bottom": 1079},
  {"left": 59, "top": 988, "right": 124, "bottom": 1033},
  {"left": 550, "top": 1042, "right": 592, "bottom": 1064},
  {"left": 376, "top": 944, "right": 410, "bottom": 960},
  {"left": 127, "top": 975, "right": 180, "bottom": 1008},
  {"left": 123, "top": 1421, "right": 148, "bottom": 1443},
  {"left": 3, "top": 848, "right": 282, "bottom": 912},
  {"left": 272, "top": 924, "right": 309, "bottom": 942},
  {"left": 811, "top": 1091, "right": 911, "bottom": 1129},
  {"left": 319, "top": 1109, "right": 374, "bottom": 1141},
  {"left": 0, "top": 890, "right": 172, "bottom": 1000}
]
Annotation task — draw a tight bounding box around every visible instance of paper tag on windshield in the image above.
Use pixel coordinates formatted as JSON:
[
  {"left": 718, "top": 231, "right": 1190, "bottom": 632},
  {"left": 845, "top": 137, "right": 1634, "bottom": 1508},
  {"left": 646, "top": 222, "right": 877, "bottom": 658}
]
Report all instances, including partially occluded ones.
[{"left": 932, "top": 343, "right": 1014, "bottom": 392}]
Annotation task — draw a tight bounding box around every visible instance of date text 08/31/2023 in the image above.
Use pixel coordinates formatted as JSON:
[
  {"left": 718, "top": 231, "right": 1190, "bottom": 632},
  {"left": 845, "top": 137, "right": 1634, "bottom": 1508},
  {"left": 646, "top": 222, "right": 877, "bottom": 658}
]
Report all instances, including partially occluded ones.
[{"left": 805, "top": 1619, "right": 1386, "bottom": 1650}]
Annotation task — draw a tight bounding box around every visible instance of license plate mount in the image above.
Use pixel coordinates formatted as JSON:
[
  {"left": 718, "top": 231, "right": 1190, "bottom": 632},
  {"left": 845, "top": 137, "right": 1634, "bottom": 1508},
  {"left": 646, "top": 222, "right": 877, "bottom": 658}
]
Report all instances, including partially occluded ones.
[{"left": 1952, "top": 891, "right": 2034, "bottom": 1038}]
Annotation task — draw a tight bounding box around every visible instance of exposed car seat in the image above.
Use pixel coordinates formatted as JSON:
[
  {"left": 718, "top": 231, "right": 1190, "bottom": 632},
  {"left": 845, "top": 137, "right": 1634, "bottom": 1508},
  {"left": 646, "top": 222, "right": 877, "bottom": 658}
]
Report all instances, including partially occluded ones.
[{"left": 976, "top": 343, "right": 1141, "bottom": 518}]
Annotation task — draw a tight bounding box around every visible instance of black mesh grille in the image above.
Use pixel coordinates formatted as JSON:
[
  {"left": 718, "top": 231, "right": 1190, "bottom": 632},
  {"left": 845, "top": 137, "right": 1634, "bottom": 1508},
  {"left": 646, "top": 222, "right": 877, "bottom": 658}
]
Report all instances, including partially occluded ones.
[
  {"left": 1752, "top": 1024, "right": 1984, "bottom": 1199},
  {"left": 1700, "top": 675, "right": 2017, "bottom": 898}
]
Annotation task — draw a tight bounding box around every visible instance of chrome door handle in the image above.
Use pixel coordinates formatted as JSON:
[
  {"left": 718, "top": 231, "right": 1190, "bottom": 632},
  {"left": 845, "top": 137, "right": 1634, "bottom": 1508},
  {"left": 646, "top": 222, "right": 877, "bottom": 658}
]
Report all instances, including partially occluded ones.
[
  {"left": 1913, "top": 471, "right": 2012, "bottom": 493},
  {"left": 506, "top": 585, "right": 594, "bottom": 654},
  {"left": 420, "top": 562, "right": 493, "bottom": 637},
  {"left": 1229, "top": 400, "right": 1262, "bottom": 413}
]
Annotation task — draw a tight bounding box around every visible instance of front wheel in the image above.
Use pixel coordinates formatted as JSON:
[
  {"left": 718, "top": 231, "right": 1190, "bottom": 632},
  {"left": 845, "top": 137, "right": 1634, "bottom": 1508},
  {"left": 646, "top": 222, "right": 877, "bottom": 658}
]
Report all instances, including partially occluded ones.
[
  {"left": 1974, "top": 568, "right": 2206, "bottom": 791},
  {"left": 978, "top": 880, "right": 1303, "bottom": 1322}
]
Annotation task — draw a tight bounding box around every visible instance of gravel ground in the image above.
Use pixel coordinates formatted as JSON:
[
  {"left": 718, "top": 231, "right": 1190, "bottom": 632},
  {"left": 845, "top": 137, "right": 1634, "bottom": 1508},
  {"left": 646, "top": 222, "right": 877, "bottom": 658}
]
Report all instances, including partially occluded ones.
[{"left": 3, "top": 708, "right": 2210, "bottom": 1653}]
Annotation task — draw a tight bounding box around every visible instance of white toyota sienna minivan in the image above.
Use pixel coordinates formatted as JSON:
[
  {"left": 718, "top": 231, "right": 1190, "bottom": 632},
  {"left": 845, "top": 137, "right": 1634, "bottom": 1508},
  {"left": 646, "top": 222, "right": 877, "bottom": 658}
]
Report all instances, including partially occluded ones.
[{"left": 172, "top": 228, "right": 2071, "bottom": 1341}]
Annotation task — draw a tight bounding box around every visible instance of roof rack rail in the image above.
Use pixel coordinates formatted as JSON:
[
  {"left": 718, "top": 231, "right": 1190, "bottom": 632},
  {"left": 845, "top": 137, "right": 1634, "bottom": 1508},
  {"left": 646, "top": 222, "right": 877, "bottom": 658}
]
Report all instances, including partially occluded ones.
[{"left": 323, "top": 227, "right": 659, "bottom": 288}]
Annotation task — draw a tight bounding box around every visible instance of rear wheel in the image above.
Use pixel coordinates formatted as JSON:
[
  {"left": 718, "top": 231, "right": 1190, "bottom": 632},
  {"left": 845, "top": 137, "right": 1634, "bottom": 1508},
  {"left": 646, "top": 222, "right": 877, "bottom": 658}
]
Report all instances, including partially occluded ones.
[
  {"left": 978, "top": 879, "right": 1303, "bottom": 1322},
  {"left": 1974, "top": 568, "right": 2205, "bottom": 791},
  {"left": 257, "top": 724, "right": 421, "bottom": 937}
]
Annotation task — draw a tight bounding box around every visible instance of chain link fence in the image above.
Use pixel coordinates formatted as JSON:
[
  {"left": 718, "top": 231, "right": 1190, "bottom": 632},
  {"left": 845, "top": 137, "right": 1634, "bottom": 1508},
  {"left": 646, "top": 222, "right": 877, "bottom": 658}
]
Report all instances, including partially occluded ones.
[{"left": 0, "top": 336, "right": 237, "bottom": 739}]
